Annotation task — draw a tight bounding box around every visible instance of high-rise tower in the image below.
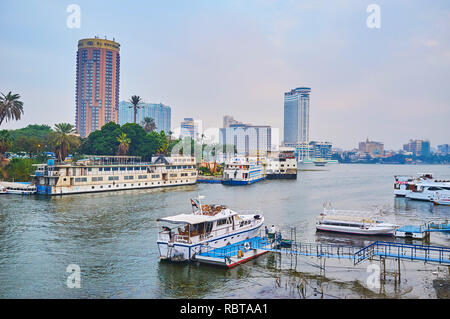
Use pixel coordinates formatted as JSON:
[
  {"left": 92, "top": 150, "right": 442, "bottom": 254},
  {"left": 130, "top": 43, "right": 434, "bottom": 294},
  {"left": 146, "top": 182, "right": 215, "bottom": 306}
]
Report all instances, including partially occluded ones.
[
  {"left": 283, "top": 87, "right": 311, "bottom": 146},
  {"left": 75, "top": 37, "right": 120, "bottom": 137}
]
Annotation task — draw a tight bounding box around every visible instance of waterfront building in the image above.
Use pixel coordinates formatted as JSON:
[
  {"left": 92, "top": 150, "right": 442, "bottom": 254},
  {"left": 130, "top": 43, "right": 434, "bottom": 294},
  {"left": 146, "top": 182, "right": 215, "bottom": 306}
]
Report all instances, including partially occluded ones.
[
  {"left": 358, "top": 138, "right": 384, "bottom": 158},
  {"left": 403, "top": 139, "right": 430, "bottom": 157},
  {"left": 118, "top": 101, "right": 171, "bottom": 133},
  {"left": 283, "top": 87, "right": 311, "bottom": 145},
  {"left": 219, "top": 123, "right": 272, "bottom": 157},
  {"left": 437, "top": 144, "right": 449, "bottom": 155},
  {"left": 32, "top": 155, "right": 197, "bottom": 195},
  {"left": 223, "top": 115, "right": 242, "bottom": 128},
  {"left": 76, "top": 37, "right": 120, "bottom": 137}
]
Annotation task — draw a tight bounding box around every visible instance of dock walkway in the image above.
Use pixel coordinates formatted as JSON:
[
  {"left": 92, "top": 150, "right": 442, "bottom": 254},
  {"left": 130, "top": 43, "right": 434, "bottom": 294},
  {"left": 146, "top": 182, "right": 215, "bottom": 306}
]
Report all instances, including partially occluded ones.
[{"left": 196, "top": 236, "right": 450, "bottom": 267}]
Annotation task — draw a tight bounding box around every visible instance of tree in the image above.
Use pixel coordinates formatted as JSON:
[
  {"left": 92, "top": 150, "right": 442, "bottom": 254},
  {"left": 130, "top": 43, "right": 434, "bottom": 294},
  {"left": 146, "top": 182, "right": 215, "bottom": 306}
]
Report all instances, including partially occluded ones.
[
  {"left": 116, "top": 133, "right": 131, "bottom": 155},
  {"left": 48, "top": 123, "right": 81, "bottom": 161},
  {"left": 129, "top": 95, "right": 142, "bottom": 124},
  {"left": 12, "top": 136, "right": 43, "bottom": 157},
  {"left": 141, "top": 116, "right": 156, "bottom": 132},
  {"left": 0, "top": 130, "right": 12, "bottom": 159},
  {"left": 0, "top": 92, "right": 24, "bottom": 126}
]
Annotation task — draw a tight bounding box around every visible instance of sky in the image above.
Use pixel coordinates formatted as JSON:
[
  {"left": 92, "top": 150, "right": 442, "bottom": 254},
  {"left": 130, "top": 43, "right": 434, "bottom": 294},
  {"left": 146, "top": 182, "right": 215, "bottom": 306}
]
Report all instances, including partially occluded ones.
[{"left": 0, "top": 0, "right": 449, "bottom": 150}]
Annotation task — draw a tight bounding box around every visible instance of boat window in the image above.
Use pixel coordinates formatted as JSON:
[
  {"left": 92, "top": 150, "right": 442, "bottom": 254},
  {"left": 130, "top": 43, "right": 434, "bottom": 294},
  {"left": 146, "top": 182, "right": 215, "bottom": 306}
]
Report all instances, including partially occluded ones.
[{"left": 120, "top": 167, "right": 126, "bottom": 171}]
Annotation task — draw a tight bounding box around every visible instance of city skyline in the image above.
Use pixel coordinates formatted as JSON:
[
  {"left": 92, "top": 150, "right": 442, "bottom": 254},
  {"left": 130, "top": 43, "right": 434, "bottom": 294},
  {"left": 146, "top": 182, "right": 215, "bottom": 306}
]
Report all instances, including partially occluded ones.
[{"left": 1, "top": 1, "right": 450, "bottom": 150}]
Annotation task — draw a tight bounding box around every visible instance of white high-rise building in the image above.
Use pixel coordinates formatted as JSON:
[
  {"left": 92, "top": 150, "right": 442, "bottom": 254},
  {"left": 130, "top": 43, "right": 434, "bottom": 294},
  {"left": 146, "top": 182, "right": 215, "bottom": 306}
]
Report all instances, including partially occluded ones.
[{"left": 283, "top": 87, "right": 311, "bottom": 146}]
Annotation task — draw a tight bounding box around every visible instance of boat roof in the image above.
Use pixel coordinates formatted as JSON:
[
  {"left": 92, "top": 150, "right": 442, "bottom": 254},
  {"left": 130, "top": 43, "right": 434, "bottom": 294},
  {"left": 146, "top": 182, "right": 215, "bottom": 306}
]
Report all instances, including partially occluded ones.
[{"left": 157, "top": 207, "right": 238, "bottom": 225}]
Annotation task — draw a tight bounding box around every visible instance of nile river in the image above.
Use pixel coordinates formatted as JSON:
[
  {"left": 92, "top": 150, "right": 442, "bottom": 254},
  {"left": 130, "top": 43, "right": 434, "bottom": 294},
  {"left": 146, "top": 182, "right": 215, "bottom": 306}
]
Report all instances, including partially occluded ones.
[{"left": 0, "top": 164, "right": 449, "bottom": 298}]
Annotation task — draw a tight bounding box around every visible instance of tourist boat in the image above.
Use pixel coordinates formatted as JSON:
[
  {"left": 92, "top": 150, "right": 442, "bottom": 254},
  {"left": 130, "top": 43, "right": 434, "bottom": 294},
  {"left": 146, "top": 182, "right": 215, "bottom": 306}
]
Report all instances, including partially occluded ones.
[
  {"left": 297, "top": 158, "right": 330, "bottom": 171},
  {"left": 32, "top": 155, "right": 197, "bottom": 195},
  {"left": 0, "top": 182, "right": 37, "bottom": 195},
  {"left": 266, "top": 148, "right": 297, "bottom": 179},
  {"left": 405, "top": 181, "right": 450, "bottom": 201},
  {"left": 222, "top": 157, "right": 265, "bottom": 185},
  {"left": 316, "top": 208, "right": 398, "bottom": 236},
  {"left": 394, "top": 173, "right": 433, "bottom": 197},
  {"left": 156, "top": 196, "right": 265, "bottom": 262}
]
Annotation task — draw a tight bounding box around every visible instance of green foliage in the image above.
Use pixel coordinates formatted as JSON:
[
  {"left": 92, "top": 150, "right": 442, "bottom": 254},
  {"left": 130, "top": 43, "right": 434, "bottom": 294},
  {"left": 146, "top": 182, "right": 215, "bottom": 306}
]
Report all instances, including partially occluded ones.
[
  {"left": 80, "top": 122, "right": 168, "bottom": 160},
  {"left": 0, "top": 130, "right": 12, "bottom": 154},
  {"left": 5, "top": 158, "right": 39, "bottom": 182}
]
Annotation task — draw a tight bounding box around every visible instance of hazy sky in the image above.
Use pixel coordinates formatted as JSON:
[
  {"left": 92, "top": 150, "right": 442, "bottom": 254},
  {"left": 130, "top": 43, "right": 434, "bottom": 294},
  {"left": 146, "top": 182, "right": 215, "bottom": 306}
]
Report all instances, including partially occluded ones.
[{"left": 1, "top": 0, "right": 449, "bottom": 150}]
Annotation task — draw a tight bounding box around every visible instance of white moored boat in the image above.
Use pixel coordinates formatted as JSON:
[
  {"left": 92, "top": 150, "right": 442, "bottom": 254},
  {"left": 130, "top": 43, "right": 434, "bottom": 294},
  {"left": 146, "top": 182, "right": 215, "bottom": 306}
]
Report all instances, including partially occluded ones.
[
  {"left": 316, "top": 208, "right": 398, "bottom": 236},
  {"left": 394, "top": 173, "right": 433, "bottom": 197},
  {"left": 405, "top": 180, "right": 450, "bottom": 201},
  {"left": 0, "top": 182, "right": 37, "bottom": 195},
  {"left": 157, "top": 196, "right": 264, "bottom": 262}
]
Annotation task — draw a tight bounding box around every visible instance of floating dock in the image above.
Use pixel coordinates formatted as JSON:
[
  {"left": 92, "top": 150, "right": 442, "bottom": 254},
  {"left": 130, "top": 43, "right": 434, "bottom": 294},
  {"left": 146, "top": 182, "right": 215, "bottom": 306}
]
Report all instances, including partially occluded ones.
[{"left": 195, "top": 235, "right": 450, "bottom": 268}]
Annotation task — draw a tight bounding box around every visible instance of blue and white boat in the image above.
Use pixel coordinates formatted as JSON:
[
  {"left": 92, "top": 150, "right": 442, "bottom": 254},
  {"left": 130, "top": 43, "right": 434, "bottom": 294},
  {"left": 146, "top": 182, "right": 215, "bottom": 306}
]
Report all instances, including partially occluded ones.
[
  {"left": 222, "top": 157, "right": 265, "bottom": 185},
  {"left": 156, "top": 196, "right": 264, "bottom": 262}
]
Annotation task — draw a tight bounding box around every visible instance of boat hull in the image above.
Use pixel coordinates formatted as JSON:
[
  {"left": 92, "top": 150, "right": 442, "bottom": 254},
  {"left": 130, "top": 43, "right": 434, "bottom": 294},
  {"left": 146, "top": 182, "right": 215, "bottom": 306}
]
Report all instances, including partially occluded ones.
[
  {"left": 316, "top": 225, "right": 395, "bottom": 236},
  {"left": 265, "top": 174, "right": 297, "bottom": 180},
  {"left": 222, "top": 177, "right": 265, "bottom": 185}
]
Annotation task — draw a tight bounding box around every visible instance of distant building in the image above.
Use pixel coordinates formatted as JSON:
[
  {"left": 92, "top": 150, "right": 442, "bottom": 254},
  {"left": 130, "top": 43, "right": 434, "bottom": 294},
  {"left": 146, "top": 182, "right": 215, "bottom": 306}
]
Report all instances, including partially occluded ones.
[
  {"left": 437, "top": 144, "right": 449, "bottom": 155},
  {"left": 310, "top": 141, "right": 333, "bottom": 160},
  {"left": 219, "top": 123, "right": 272, "bottom": 156},
  {"left": 403, "top": 139, "right": 430, "bottom": 157},
  {"left": 223, "top": 115, "right": 242, "bottom": 128},
  {"left": 283, "top": 87, "right": 311, "bottom": 146},
  {"left": 358, "top": 138, "right": 384, "bottom": 158},
  {"left": 75, "top": 37, "right": 121, "bottom": 137},
  {"left": 118, "top": 101, "right": 171, "bottom": 133},
  {"left": 180, "top": 118, "right": 202, "bottom": 140}
]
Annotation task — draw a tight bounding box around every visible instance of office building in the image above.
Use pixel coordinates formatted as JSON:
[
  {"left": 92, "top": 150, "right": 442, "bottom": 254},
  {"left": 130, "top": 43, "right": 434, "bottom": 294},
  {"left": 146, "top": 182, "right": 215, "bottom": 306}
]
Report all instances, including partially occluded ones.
[
  {"left": 219, "top": 123, "right": 272, "bottom": 156},
  {"left": 283, "top": 87, "right": 311, "bottom": 146},
  {"left": 403, "top": 140, "right": 431, "bottom": 157}
]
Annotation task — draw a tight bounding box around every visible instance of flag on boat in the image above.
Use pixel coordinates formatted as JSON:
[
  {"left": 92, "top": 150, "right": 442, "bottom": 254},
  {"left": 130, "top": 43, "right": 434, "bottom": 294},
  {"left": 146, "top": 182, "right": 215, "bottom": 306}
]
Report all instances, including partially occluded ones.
[{"left": 191, "top": 199, "right": 200, "bottom": 209}]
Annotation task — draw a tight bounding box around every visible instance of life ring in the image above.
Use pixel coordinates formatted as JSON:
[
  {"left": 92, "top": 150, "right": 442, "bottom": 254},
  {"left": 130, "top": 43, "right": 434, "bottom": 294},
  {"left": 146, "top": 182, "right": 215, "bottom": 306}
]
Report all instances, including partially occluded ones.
[{"left": 244, "top": 242, "right": 251, "bottom": 251}]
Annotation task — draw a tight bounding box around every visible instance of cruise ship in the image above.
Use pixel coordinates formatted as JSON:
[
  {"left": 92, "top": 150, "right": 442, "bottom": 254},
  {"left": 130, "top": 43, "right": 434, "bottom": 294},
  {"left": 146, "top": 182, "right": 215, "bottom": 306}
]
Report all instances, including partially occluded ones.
[
  {"left": 157, "top": 196, "right": 264, "bottom": 262},
  {"left": 32, "top": 155, "right": 197, "bottom": 195},
  {"left": 222, "top": 157, "right": 265, "bottom": 185}
]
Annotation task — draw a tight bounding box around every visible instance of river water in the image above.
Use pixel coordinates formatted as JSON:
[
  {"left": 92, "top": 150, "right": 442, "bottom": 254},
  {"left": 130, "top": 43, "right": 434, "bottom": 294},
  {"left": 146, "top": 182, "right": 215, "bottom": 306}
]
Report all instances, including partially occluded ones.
[{"left": 0, "top": 164, "right": 449, "bottom": 298}]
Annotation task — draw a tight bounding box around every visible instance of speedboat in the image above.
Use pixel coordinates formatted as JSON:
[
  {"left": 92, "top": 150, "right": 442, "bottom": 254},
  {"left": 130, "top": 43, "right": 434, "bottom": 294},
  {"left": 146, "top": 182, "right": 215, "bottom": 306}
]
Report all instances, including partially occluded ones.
[
  {"left": 156, "top": 196, "right": 264, "bottom": 262},
  {"left": 405, "top": 181, "right": 450, "bottom": 201},
  {"left": 316, "top": 208, "right": 398, "bottom": 236},
  {"left": 394, "top": 173, "right": 433, "bottom": 197}
]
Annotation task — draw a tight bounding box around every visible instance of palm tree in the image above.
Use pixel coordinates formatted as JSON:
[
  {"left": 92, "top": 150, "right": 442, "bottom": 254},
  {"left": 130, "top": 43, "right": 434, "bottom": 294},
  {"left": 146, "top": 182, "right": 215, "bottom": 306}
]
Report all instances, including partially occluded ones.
[
  {"left": 129, "top": 95, "right": 142, "bottom": 124},
  {"left": 48, "top": 123, "right": 81, "bottom": 161},
  {"left": 0, "top": 92, "right": 24, "bottom": 126},
  {"left": 141, "top": 116, "right": 156, "bottom": 132},
  {"left": 0, "top": 130, "right": 12, "bottom": 159},
  {"left": 116, "top": 133, "right": 131, "bottom": 155}
]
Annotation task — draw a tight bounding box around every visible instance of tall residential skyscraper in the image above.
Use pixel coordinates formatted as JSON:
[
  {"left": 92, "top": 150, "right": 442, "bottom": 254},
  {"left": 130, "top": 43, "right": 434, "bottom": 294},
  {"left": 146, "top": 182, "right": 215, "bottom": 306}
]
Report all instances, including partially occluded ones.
[
  {"left": 118, "top": 101, "right": 171, "bottom": 134},
  {"left": 283, "top": 87, "right": 311, "bottom": 146},
  {"left": 75, "top": 37, "right": 120, "bottom": 137}
]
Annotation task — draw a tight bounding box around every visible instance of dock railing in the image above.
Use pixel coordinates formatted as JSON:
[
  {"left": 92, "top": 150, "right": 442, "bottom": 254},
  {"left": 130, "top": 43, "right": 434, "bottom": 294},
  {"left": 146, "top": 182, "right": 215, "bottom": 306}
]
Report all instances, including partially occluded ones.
[{"left": 354, "top": 241, "right": 450, "bottom": 265}]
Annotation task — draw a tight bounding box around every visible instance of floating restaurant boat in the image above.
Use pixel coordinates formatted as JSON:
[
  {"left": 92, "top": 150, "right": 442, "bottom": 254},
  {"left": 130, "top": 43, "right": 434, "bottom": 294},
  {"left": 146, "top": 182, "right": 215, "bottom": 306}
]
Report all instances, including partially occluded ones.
[
  {"left": 222, "top": 157, "right": 265, "bottom": 185},
  {"left": 156, "top": 196, "right": 265, "bottom": 264},
  {"left": 0, "top": 182, "right": 37, "bottom": 195},
  {"left": 316, "top": 208, "right": 398, "bottom": 236},
  {"left": 32, "top": 155, "right": 197, "bottom": 195},
  {"left": 394, "top": 173, "right": 433, "bottom": 197}
]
